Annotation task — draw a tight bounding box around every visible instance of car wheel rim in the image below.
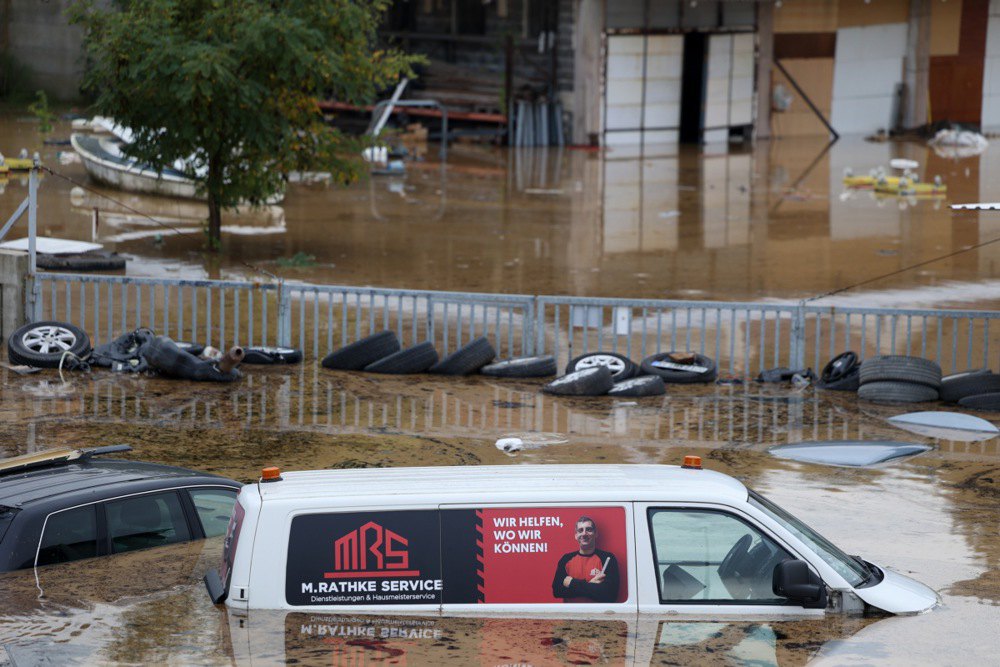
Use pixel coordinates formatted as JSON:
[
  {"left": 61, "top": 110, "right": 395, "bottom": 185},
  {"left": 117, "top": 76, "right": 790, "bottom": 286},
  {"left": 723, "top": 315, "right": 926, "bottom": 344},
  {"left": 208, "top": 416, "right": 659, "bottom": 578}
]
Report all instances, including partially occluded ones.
[
  {"left": 575, "top": 354, "right": 626, "bottom": 374},
  {"left": 22, "top": 326, "right": 77, "bottom": 354}
]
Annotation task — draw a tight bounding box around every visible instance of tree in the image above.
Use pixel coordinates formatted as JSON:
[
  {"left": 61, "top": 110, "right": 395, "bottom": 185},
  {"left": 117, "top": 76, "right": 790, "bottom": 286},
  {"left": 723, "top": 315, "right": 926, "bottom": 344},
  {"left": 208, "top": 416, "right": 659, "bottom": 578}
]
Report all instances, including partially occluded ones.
[{"left": 70, "top": 0, "right": 417, "bottom": 249}]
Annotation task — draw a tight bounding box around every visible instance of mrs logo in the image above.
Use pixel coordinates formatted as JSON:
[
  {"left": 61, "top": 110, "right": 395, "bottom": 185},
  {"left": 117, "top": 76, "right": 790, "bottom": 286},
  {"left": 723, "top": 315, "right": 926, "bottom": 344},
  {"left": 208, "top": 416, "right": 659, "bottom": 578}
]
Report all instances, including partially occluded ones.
[{"left": 325, "top": 521, "right": 419, "bottom": 579}]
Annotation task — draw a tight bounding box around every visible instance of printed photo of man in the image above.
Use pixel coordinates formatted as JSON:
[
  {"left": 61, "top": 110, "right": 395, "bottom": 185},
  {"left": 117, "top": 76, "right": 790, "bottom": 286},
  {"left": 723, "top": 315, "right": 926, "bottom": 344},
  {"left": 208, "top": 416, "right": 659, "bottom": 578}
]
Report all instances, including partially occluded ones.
[{"left": 551, "top": 516, "right": 620, "bottom": 603}]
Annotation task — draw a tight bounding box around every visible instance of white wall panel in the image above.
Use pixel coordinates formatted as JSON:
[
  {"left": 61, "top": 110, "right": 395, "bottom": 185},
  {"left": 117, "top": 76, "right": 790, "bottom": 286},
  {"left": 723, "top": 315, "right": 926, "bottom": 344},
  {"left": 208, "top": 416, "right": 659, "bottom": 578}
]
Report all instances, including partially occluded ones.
[
  {"left": 831, "top": 23, "right": 907, "bottom": 135},
  {"left": 981, "top": 1, "right": 1000, "bottom": 132}
]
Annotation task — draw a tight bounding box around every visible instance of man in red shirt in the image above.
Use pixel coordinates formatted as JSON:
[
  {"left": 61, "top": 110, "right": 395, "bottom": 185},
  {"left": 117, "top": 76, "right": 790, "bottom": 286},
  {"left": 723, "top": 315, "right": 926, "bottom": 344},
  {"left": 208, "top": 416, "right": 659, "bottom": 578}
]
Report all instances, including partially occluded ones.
[{"left": 551, "top": 516, "right": 620, "bottom": 603}]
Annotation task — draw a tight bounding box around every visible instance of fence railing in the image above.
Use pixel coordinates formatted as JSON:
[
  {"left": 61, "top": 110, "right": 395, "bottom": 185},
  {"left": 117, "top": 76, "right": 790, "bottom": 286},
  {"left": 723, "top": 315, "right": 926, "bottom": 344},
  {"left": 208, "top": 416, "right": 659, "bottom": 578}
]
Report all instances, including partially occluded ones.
[{"left": 32, "top": 272, "right": 1000, "bottom": 376}]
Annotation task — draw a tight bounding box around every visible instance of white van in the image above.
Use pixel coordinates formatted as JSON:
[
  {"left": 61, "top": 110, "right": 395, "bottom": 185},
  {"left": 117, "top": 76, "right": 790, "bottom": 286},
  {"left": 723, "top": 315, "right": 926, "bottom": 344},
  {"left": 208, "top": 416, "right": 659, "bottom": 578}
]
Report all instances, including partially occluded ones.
[{"left": 205, "top": 459, "right": 937, "bottom": 616}]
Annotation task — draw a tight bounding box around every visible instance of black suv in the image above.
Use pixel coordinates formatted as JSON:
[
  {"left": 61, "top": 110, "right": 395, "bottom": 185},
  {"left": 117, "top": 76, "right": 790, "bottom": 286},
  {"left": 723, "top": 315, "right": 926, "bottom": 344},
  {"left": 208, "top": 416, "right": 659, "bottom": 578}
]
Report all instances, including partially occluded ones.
[{"left": 0, "top": 445, "right": 241, "bottom": 572}]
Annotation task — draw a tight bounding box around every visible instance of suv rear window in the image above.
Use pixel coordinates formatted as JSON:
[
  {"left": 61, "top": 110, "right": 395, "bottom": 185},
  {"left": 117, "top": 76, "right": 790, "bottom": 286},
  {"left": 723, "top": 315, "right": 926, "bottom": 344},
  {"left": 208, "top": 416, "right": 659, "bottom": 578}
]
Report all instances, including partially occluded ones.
[{"left": 38, "top": 505, "right": 98, "bottom": 566}]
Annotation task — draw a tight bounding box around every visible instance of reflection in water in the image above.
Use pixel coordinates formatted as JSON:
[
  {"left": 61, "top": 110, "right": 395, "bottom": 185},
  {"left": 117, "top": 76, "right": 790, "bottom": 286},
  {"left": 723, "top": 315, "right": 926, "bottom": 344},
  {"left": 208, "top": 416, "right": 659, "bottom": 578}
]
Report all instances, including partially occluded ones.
[
  {"left": 4, "top": 368, "right": 995, "bottom": 461},
  {"left": 227, "top": 610, "right": 878, "bottom": 667}
]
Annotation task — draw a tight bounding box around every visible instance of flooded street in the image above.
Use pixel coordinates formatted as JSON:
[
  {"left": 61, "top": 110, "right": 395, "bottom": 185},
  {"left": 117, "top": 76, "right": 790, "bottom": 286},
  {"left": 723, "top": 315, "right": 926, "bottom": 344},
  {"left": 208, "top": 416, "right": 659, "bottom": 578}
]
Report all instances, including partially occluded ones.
[
  {"left": 0, "top": 112, "right": 999, "bottom": 664},
  {"left": 0, "top": 365, "right": 998, "bottom": 664},
  {"left": 3, "top": 115, "right": 1000, "bottom": 306}
]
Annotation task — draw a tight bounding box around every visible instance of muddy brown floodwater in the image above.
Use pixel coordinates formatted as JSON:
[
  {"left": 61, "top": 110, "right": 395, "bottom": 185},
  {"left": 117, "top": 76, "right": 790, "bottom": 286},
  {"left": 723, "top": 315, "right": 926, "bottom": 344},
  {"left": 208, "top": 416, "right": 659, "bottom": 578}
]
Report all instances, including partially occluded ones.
[
  {"left": 0, "top": 113, "right": 999, "bottom": 664},
  {"left": 3, "top": 114, "right": 1000, "bottom": 309}
]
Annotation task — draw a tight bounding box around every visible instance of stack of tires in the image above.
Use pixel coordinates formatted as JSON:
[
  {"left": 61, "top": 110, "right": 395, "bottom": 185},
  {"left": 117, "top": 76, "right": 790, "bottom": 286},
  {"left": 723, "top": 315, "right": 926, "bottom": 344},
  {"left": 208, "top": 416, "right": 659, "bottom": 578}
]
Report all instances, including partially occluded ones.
[
  {"left": 541, "top": 350, "right": 717, "bottom": 398},
  {"left": 322, "top": 331, "right": 498, "bottom": 376},
  {"left": 938, "top": 369, "right": 1000, "bottom": 410},
  {"left": 857, "top": 355, "right": 942, "bottom": 403}
]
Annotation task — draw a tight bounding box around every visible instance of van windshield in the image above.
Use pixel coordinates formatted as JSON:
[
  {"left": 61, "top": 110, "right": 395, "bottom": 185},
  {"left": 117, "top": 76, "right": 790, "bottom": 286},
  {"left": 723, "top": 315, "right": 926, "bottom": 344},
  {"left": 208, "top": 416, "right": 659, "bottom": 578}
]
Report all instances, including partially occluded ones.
[{"left": 749, "top": 491, "right": 869, "bottom": 587}]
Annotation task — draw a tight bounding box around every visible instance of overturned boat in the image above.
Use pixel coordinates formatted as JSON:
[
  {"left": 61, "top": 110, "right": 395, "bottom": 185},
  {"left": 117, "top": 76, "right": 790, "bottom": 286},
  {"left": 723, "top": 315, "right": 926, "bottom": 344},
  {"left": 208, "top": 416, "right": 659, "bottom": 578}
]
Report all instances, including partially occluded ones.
[{"left": 70, "top": 132, "right": 284, "bottom": 204}]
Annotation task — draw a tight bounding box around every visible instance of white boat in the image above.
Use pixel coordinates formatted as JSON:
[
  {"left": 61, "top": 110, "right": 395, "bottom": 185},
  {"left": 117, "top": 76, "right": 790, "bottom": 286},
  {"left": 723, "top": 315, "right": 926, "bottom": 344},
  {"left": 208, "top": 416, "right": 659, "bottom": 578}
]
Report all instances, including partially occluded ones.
[{"left": 70, "top": 133, "right": 283, "bottom": 203}]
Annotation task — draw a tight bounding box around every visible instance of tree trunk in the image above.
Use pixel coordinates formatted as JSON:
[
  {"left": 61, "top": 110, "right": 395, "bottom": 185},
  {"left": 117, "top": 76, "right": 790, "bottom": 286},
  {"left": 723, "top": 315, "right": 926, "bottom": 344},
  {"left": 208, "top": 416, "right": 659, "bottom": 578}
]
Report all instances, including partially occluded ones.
[
  {"left": 206, "top": 157, "right": 223, "bottom": 251},
  {"left": 207, "top": 194, "right": 222, "bottom": 251}
]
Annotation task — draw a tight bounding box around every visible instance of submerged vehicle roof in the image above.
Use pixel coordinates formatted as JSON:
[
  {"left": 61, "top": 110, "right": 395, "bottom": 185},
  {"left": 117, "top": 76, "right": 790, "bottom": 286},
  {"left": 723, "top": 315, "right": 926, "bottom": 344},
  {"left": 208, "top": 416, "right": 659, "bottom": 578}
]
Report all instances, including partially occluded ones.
[
  {"left": 0, "top": 457, "right": 234, "bottom": 509},
  {"left": 258, "top": 464, "right": 749, "bottom": 505}
]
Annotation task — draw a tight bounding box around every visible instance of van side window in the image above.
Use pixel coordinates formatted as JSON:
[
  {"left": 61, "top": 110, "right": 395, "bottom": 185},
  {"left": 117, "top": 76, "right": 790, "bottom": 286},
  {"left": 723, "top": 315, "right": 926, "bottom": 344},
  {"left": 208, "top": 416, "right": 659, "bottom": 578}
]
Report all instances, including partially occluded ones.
[
  {"left": 188, "top": 488, "right": 238, "bottom": 538},
  {"left": 37, "top": 505, "right": 98, "bottom": 566},
  {"left": 648, "top": 509, "right": 791, "bottom": 604},
  {"left": 107, "top": 492, "right": 191, "bottom": 554}
]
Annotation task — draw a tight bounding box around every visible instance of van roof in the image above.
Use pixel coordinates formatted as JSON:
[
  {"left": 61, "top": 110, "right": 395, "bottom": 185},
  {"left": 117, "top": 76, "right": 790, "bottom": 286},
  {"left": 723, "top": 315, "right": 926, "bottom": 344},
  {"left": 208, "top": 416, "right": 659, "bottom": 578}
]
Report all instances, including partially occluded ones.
[{"left": 258, "top": 464, "right": 748, "bottom": 505}]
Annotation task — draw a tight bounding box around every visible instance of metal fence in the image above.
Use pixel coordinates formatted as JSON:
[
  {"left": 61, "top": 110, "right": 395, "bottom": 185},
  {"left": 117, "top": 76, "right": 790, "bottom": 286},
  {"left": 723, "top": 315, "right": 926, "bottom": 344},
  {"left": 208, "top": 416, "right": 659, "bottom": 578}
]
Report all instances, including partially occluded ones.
[{"left": 32, "top": 272, "right": 1000, "bottom": 376}]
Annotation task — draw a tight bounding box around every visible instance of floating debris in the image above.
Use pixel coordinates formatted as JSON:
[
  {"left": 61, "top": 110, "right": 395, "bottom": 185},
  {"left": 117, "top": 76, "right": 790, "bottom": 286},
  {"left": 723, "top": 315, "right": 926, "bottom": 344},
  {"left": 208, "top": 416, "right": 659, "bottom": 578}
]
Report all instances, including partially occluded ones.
[{"left": 769, "top": 440, "right": 932, "bottom": 467}]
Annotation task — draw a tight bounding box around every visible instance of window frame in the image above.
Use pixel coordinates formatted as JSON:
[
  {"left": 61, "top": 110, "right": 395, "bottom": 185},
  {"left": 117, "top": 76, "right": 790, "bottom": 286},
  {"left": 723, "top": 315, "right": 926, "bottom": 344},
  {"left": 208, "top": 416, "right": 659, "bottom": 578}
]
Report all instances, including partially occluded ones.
[
  {"left": 35, "top": 502, "right": 104, "bottom": 567},
  {"left": 645, "top": 506, "right": 801, "bottom": 607},
  {"left": 182, "top": 487, "right": 240, "bottom": 539},
  {"left": 34, "top": 484, "right": 237, "bottom": 568}
]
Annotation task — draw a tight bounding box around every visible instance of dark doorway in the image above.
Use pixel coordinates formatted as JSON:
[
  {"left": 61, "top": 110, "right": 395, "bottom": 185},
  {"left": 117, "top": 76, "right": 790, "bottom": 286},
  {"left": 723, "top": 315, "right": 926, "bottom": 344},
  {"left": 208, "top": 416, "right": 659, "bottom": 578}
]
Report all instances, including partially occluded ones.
[{"left": 680, "top": 32, "right": 708, "bottom": 144}]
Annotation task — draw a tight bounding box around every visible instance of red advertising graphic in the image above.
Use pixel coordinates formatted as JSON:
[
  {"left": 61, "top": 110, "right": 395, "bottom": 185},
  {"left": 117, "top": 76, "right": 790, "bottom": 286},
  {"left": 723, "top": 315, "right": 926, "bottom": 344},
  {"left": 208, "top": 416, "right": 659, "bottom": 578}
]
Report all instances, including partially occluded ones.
[
  {"left": 479, "top": 506, "right": 627, "bottom": 604},
  {"left": 326, "top": 521, "right": 418, "bottom": 579}
]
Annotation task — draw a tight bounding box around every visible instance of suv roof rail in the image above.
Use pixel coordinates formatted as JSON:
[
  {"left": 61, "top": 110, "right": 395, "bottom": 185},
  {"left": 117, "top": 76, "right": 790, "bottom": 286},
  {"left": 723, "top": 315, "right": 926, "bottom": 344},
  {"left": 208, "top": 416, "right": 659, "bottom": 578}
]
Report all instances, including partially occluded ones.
[{"left": 0, "top": 444, "right": 133, "bottom": 476}]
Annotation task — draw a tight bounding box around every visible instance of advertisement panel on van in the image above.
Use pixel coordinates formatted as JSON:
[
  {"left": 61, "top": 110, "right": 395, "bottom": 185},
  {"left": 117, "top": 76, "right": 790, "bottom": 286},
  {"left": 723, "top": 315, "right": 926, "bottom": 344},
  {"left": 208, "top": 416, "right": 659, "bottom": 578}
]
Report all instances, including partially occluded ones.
[{"left": 285, "top": 507, "right": 628, "bottom": 606}]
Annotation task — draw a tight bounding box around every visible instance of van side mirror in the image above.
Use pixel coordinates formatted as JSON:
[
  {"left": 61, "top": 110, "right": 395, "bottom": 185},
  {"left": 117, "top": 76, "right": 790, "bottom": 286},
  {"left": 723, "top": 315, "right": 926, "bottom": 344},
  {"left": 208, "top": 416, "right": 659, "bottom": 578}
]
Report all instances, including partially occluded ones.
[{"left": 773, "top": 559, "right": 827, "bottom": 609}]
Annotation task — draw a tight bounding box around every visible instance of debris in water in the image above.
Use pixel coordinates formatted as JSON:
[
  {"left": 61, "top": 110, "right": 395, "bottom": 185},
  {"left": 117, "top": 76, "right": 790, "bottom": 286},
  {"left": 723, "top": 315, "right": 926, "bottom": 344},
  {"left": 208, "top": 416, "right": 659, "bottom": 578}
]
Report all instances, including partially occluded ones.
[
  {"left": 887, "top": 411, "right": 999, "bottom": 441},
  {"left": 769, "top": 440, "right": 932, "bottom": 467},
  {"left": 495, "top": 437, "right": 523, "bottom": 454}
]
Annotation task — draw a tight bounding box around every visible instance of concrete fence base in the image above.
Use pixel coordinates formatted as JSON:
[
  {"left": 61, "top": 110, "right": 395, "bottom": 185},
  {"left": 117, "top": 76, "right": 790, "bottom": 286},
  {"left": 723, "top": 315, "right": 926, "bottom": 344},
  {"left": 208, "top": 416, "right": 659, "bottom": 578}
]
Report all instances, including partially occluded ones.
[{"left": 0, "top": 250, "right": 31, "bottom": 344}]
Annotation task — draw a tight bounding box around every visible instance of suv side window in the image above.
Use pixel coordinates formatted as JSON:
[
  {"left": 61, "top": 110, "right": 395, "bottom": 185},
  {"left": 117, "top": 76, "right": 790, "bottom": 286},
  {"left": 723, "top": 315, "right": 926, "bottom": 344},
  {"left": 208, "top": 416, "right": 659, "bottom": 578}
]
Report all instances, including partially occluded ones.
[
  {"left": 188, "top": 488, "right": 238, "bottom": 538},
  {"left": 107, "top": 492, "right": 191, "bottom": 554},
  {"left": 37, "top": 505, "right": 99, "bottom": 566},
  {"left": 649, "top": 509, "right": 791, "bottom": 604}
]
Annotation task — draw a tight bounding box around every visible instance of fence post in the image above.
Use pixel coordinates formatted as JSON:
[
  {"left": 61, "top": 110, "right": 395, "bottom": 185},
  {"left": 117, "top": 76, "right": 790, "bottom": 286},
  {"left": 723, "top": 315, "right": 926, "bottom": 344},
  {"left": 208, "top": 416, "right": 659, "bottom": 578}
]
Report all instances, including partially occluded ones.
[
  {"left": 277, "top": 281, "right": 292, "bottom": 347},
  {"left": 425, "top": 296, "right": 435, "bottom": 347},
  {"left": 791, "top": 301, "right": 807, "bottom": 369},
  {"left": 523, "top": 297, "right": 535, "bottom": 355},
  {"left": 534, "top": 298, "right": 545, "bottom": 355}
]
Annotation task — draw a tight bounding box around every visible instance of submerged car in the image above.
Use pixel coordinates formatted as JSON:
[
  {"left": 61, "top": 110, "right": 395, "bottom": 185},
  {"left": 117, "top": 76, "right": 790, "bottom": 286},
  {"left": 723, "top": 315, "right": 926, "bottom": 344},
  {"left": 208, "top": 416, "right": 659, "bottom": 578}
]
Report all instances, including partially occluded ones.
[
  {"left": 0, "top": 445, "right": 240, "bottom": 571},
  {"left": 206, "top": 458, "right": 937, "bottom": 616}
]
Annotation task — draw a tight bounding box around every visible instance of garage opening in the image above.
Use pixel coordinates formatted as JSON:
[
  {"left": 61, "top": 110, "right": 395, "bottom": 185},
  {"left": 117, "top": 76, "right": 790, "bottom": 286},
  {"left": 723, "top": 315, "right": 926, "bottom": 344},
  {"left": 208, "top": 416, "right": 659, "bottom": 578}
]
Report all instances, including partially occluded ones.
[{"left": 680, "top": 32, "right": 707, "bottom": 144}]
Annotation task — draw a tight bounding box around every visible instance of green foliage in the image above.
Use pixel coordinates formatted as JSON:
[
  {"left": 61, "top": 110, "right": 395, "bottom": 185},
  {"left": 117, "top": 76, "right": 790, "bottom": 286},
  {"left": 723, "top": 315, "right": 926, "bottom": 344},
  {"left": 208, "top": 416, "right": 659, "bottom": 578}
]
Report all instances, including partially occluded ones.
[
  {"left": 27, "top": 90, "right": 56, "bottom": 132},
  {"left": 277, "top": 251, "right": 317, "bottom": 268},
  {"left": 69, "top": 0, "right": 420, "bottom": 249}
]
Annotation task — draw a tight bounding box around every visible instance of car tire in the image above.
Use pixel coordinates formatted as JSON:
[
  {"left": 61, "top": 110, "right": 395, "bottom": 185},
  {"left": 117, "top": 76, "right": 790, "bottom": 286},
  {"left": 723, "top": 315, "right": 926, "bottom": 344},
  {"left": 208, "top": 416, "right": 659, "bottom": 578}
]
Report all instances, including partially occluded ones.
[
  {"left": 640, "top": 352, "right": 718, "bottom": 384},
  {"left": 541, "top": 366, "right": 614, "bottom": 396},
  {"left": 565, "top": 352, "right": 638, "bottom": 382},
  {"left": 816, "top": 371, "right": 860, "bottom": 392},
  {"left": 429, "top": 337, "right": 496, "bottom": 375},
  {"left": 241, "top": 346, "right": 303, "bottom": 365},
  {"left": 957, "top": 392, "right": 1000, "bottom": 411},
  {"left": 364, "top": 341, "right": 439, "bottom": 374},
  {"left": 322, "top": 331, "right": 401, "bottom": 370},
  {"left": 858, "top": 380, "right": 939, "bottom": 403},
  {"left": 817, "top": 352, "right": 860, "bottom": 392},
  {"left": 607, "top": 375, "right": 665, "bottom": 397},
  {"left": 942, "top": 368, "right": 991, "bottom": 383},
  {"left": 938, "top": 372, "right": 1000, "bottom": 403},
  {"left": 821, "top": 351, "right": 859, "bottom": 382},
  {"left": 173, "top": 341, "right": 205, "bottom": 357},
  {"left": 480, "top": 355, "right": 558, "bottom": 378},
  {"left": 859, "top": 355, "right": 942, "bottom": 389},
  {"left": 35, "top": 252, "right": 126, "bottom": 272},
  {"left": 7, "top": 320, "right": 92, "bottom": 368}
]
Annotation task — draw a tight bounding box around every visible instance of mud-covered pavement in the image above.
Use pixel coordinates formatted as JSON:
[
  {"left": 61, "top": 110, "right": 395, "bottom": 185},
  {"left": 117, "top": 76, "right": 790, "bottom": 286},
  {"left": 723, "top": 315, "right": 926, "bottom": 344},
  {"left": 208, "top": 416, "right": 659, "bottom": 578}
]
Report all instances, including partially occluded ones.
[{"left": 0, "top": 363, "right": 998, "bottom": 665}]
